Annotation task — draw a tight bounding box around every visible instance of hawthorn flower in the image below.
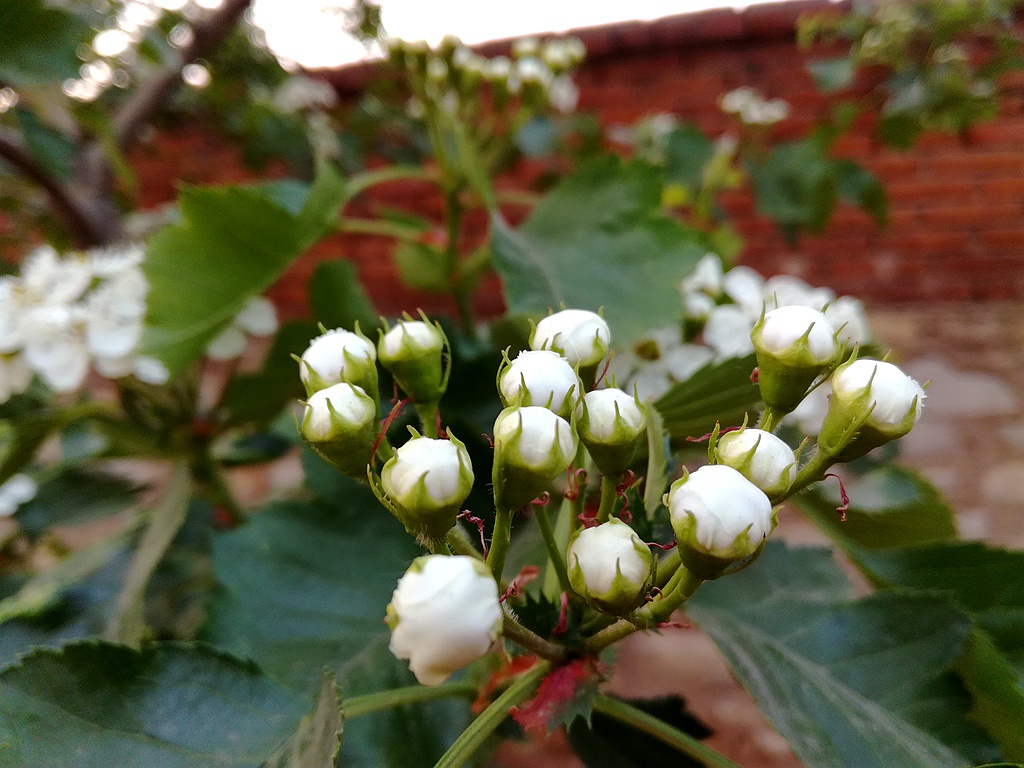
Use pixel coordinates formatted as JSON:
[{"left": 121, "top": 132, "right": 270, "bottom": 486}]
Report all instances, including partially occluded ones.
[
  {"left": 568, "top": 518, "right": 654, "bottom": 615},
  {"left": 378, "top": 319, "right": 447, "bottom": 404},
  {"left": 579, "top": 387, "right": 648, "bottom": 475},
  {"left": 818, "top": 358, "right": 925, "bottom": 460},
  {"left": 498, "top": 350, "right": 580, "bottom": 418},
  {"left": 532, "top": 309, "right": 611, "bottom": 369},
  {"left": 299, "top": 327, "right": 377, "bottom": 396},
  {"left": 299, "top": 382, "right": 377, "bottom": 475},
  {"left": 751, "top": 305, "right": 840, "bottom": 413},
  {"left": 387, "top": 555, "right": 502, "bottom": 686},
  {"left": 492, "top": 406, "right": 577, "bottom": 510},
  {"left": 665, "top": 464, "right": 775, "bottom": 577},
  {"left": 380, "top": 433, "right": 474, "bottom": 540},
  {"left": 0, "top": 354, "right": 32, "bottom": 403},
  {"left": 715, "top": 428, "right": 797, "bottom": 497}
]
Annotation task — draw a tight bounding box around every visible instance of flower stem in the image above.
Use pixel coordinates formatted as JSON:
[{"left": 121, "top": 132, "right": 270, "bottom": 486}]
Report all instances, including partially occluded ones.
[
  {"left": 584, "top": 567, "right": 703, "bottom": 654},
  {"left": 534, "top": 502, "right": 572, "bottom": 596},
  {"left": 345, "top": 682, "right": 477, "bottom": 718},
  {"left": 596, "top": 474, "right": 618, "bottom": 524},
  {"left": 592, "top": 694, "right": 743, "bottom": 768},
  {"left": 502, "top": 613, "right": 570, "bottom": 663},
  {"left": 486, "top": 502, "right": 514, "bottom": 581},
  {"left": 417, "top": 402, "right": 440, "bottom": 439},
  {"left": 433, "top": 660, "right": 552, "bottom": 768}
]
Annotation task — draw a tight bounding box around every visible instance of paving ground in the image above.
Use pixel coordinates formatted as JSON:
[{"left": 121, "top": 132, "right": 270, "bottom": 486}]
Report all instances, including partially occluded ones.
[{"left": 493, "top": 300, "right": 1024, "bottom": 768}]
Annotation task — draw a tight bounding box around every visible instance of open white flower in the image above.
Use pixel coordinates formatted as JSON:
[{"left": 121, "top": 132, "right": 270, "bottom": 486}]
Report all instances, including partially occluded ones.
[
  {"left": 206, "top": 296, "right": 278, "bottom": 361},
  {"left": 387, "top": 555, "right": 502, "bottom": 686}
]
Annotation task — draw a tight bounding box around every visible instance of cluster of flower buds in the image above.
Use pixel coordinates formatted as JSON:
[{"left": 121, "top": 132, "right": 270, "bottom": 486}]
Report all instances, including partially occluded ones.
[
  {"left": 0, "top": 243, "right": 169, "bottom": 404},
  {"left": 384, "top": 34, "right": 584, "bottom": 119},
  {"left": 719, "top": 86, "right": 790, "bottom": 126}
]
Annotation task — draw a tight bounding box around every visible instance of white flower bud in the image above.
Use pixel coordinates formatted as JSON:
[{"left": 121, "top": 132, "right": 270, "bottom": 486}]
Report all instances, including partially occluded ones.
[
  {"left": 568, "top": 518, "right": 654, "bottom": 615},
  {"left": 532, "top": 309, "right": 611, "bottom": 369},
  {"left": 580, "top": 388, "right": 648, "bottom": 476},
  {"left": 818, "top": 358, "right": 924, "bottom": 461},
  {"left": 492, "top": 406, "right": 577, "bottom": 510},
  {"left": 299, "top": 328, "right": 377, "bottom": 396},
  {"left": 380, "top": 433, "right": 474, "bottom": 540},
  {"left": 499, "top": 350, "right": 580, "bottom": 418},
  {"left": 751, "top": 305, "right": 840, "bottom": 413},
  {"left": 378, "top": 319, "right": 447, "bottom": 404},
  {"left": 715, "top": 428, "right": 797, "bottom": 497},
  {"left": 387, "top": 555, "right": 502, "bottom": 686},
  {"left": 665, "top": 464, "right": 775, "bottom": 577},
  {"left": 300, "top": 382, "right": 377, "bottom": 475}
]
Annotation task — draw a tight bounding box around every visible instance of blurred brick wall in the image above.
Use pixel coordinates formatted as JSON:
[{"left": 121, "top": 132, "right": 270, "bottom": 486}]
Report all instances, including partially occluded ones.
[{"left": 132, "top": 0, "right": 1024, "bottom": 321}]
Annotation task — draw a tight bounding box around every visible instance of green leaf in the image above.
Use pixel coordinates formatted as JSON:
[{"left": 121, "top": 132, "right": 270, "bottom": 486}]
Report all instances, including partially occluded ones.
[
  {"left": 689, "top": 542, "right": 991, "bottom": 766},
  {"left": 746, "top": 140, "right": 837, "bottom": 239},
  {"left": 221, "top": 321, "right": 319, "bottom": 427},
  {"left": 956, "top": 629, "right": 1024, "bottom": 762},
  {"left": 808, "top": 57, "right": 855, "bottom": 92},
  {"left": 14, "top": 466, "right": 143, "bottom": 541},
  {"left": 0, "top": 641, "right": 303, "bottom": 767},
  {"left": 567, "top": 696, "right": 711, "bottom": 768},
  {"left": 663, "top": 125, "right": 715, "bottom": 193},
  {"left": 263, "top": 670, "right": 343, "bottom": 768},
  {"left": 394, "top": 241, "right": 450, "bottom": 292},
  {"left": 653, "top": 354, "right": 760, "bottom": 440},
  {"left": 142, "top": 165, "right": 349, "bottom": 375},
  {"left": 835, "top": 160, "right": 888, "bottom": 228},
  {"left": 793, "top": 465, "right": 958, "bottom": 553},
  {"left": 490, "top": 156, "right": 705, "bottom": 345},
  {"left": 0, "top": 0, "right": 90, "bottom": 86},
  {"left": 307, "top": 261, "right": 379, "bottom": 333},
  {"left": 203, "top": 479, "right": 468, "bottom": 767},
  {"left": 15, "top": 107, "right": 75, "bottom": 181}
]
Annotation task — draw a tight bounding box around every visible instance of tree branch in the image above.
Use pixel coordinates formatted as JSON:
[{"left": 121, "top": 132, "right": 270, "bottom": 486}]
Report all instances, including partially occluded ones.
[
  {"left": 0, "top": 127, "right": 109, "bottom": 245},
  {"left": 113, "top": 0, "right": 252, "bottom": 148}
]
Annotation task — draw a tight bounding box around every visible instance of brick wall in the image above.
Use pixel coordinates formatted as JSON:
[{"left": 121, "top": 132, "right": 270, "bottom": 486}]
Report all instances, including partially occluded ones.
[{"left": 136, "top": 0, "right": 1024, "bottom": 320}]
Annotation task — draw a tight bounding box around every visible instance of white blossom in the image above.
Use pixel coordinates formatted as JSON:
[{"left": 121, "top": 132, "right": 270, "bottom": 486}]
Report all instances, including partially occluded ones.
[
  {"left": 0, "top": 474, "right": 38, "bottom": 518},
  {"left": 703, "top": 305, "right": 755, "bottom": 359},
  {"left": 387, "top": 555, "right": 502, "bottom": 686}
]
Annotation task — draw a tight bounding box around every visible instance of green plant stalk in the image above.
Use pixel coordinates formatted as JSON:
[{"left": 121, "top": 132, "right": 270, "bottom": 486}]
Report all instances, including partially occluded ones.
[
  {"left": 769, "top": 445, "right": 835, "bottom": 506},
  {"left": 347, "top": 164, "right": 440, "bottom": 197},
  {"left": 568, "top": 444, "right": 588, "bottom": 538},
  {"left": 585, "top": 566, "right": 703, "bottom": 654},
  {"left": 533, "top": 501, "right": 572, "bottom": 597},
  {"left": 192, "top": 450, "right": 245, "bottom": 526},
  {"left": 596, "top": 475, "right": 618, "bottom": 524},
  {"left": 433, "top": 659, "right": 553, "bottom": 768},
  {"left": 417, "top": 402, "right": 440, "bottom": 438},
  {"left": 486, "top": 499, "right": 515, "bottom": 582},
  {"left": 502, "top": 613, "right": 570, "bottom": 663},
  {"left": 344, "top": 682, "right": 477, "bottom": 718},
  {"left": 592, "top": 694, "right": 743, "bottom": 768},
  {"left": 336, "top": 217, "right": 425, "bottom": 240},
  {"left": 446, "top": 525, "right": 484, "bottom": 560},
  {"left": 654, "top": 549, "right": 683, "bottom": 588}
]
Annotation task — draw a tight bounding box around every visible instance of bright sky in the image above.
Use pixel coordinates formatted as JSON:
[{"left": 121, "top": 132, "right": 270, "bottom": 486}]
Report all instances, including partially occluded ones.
[{"left": 251, "top": 0, "right": 809, "bottom": 69}]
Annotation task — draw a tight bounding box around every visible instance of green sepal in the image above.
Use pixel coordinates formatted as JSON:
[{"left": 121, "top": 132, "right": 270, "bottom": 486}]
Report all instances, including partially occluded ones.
[
  {"left": 298, "top": 398, "right": 378, "bottom": 477},
  {"left": 751, "top": 307, "right": 842, "bottom": 414},
  {"left": 378, "top": 312, "right": 449, "bottom": 405},
  {"left": 567, "top": 520, "right": 655, "bottom": 616}
]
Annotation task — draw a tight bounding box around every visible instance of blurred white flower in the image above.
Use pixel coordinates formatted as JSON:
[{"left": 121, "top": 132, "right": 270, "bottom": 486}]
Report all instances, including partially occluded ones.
[
  {"left": 548, "top": 74, "right": 579, "bottom": 113},
  {"left": 274, "top": 75, "right": 338, "bottom": 112},
  {"left": 0, "top": 473, "right": 38, "bottom": 517},
  {"left": 206, "top": 296, "right": 278, "bottom": 361},
  {"left": 703, "top": 305, "right": 755, "bottom": 359},
  {"left": 0, "top": 354, "right": 32, "bottom": 403}
]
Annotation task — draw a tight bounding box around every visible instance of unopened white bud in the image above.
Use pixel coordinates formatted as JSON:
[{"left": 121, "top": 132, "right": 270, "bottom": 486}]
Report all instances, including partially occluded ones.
[
  {"left": 532, "top": 309, "right": 611, "bottom": 369},
  {"left": 493, "top": 406, "right": 577, "bottom": 510},
  {"left": 665, "top": 464, "right": 775, "bottom": 577},
  {"left": 568, "top": 518, "right": 654, "bottom": 615},
  {"left": 752, "top": 305, "right": 840, "bottom": 413},
  {"left": 387, "top": 555, "right": 502, "bottom": 686},
  {"left": 499, "top": 350, "right": 580, "bottom": 418},
  {"left": 300, "top": 382, "right": 377, "bottom": 475},
  {"left": 580, "top": 388, "right": 648, "bottom": 476},
  {"left": 378, "top": 319, "right": 447, "bottom": 404},
  {"left": 716, "top": 428, "right": 797, "bottom": 497},
  {"left": 299, "top": 328, "right": 377, "bottom": 396},
  {"left": 380, "top": 433, "right": 474, "bottom": 540}
]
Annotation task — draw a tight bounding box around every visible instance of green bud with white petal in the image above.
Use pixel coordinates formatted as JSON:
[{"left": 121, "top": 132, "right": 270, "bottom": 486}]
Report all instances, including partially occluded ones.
[
  {"left": 817, "top": 357, "right": 925, "bottom": 462},
  {"left": 299, "top": 382, "right": 378, "bottom": 476},
  {"left": 568, "top": 518, "right": 654, "bottom": 615},
  {"left": 715, "top": 427, "right": 797, "bottom": 497},
  {"left": 579, "top": 387, "right": 648, "bottom": 476},
  {"left": 378, "top": 316, "right": 448, "bottom": 405},
  {"left": 664, "top": 465, "right": 776, "bottom": 579},
  {"left": 492, "top": 405, "right": 577, "bottom": 510},
  {"left": 751, "top": 305, "right": 840, "bottom": 414},
  {"left": 297, "top": 326, "right": 378, "bottom": 399},
  {"left": 379, "top": 430, "right": 475, "bottom": 542},
  {"left": 498, "top": 349, "right": 581, "bottom": 420},
  {"left": 532, "top": 308, "right": 611, "bottom": 387}
]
